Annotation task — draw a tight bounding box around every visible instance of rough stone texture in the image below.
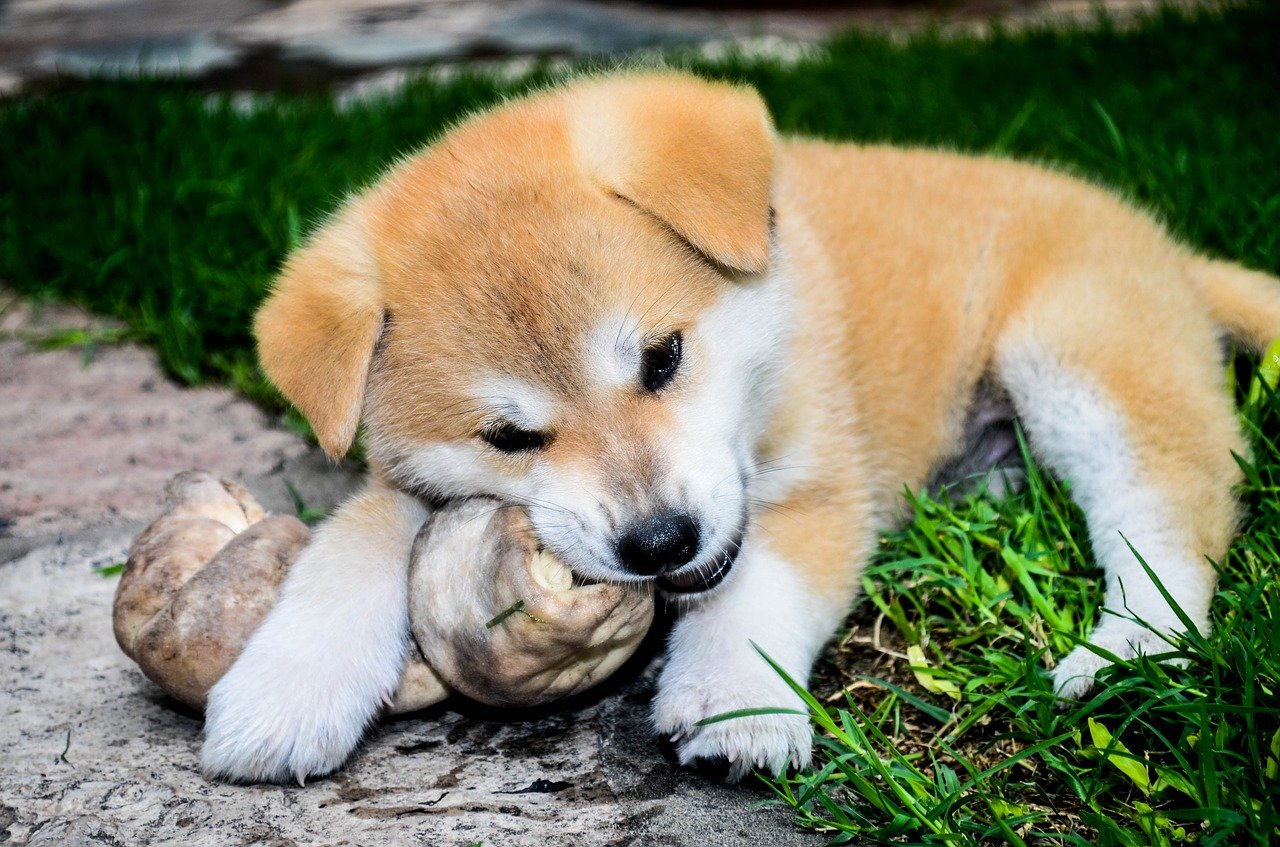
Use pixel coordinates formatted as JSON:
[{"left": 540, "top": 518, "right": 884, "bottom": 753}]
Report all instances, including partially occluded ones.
[
  {"left": 0, "top": 298, "right": 361, "bottom": 561},
  {"left": 0, "top": 301, "right": 821, "bottom": 845}
]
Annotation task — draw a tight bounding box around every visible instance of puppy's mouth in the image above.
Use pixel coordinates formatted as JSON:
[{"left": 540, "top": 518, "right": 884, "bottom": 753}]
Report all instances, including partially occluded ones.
[{"left": 656, "top": 530, "right": 744, "bottom": 595}]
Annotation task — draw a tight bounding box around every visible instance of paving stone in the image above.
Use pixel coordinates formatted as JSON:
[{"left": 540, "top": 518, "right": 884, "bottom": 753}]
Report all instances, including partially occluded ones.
[
  {"left": 0, "top": 298, "right": 361, "bottom": 560},
  {"left": 32, "top": 32, "right": 245, "bottom": 78}
]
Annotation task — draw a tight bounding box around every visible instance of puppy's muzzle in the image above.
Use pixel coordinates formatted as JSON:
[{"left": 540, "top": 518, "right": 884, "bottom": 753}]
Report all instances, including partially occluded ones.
[{"left": 613, "top": 510, "right": 735, "bottom": 593}]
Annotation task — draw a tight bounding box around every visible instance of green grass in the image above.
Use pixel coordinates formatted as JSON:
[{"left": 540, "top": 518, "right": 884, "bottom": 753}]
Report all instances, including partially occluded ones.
[
  {"left": 771, "top": 364, "right": 1280, "bottom": 845},
  {"left": 2, "top": 2, "right": 1278, "bottom": 844},
  {"left": 3, "top": 3, "right": 1278, "bottom": 406}
]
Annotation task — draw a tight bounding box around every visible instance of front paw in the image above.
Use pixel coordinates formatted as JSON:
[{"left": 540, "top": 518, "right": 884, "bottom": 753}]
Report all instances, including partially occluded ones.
[
  {"left": 1052, "top": 617, "right": 1189, "bottom": 700},
  {"left": 653, "top": 676, "right": 812, "bottom": 782},
  {"left": 201, "top": 647, "right": 379, "bottom": 784}
]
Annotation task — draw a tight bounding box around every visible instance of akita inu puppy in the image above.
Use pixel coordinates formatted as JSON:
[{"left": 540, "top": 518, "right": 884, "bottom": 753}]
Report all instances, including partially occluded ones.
[{"left": 202, "top": 73, "right": 1280, "bottom": 784}]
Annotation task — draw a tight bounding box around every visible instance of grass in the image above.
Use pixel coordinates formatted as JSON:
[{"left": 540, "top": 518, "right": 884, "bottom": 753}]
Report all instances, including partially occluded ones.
[
  {"left": 772, "top": 361, "right": 1280, "bottom": 845},
  {"left": 2, "top": 2, "right": 1278, "bottom": 844},
  {"left": 3, "top": 4, "right": 1278, "bottom": 407}
]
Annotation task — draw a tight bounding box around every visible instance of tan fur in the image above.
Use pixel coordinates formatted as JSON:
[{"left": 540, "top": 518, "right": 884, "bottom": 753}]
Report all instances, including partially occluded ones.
[
  {"left": 570, "top": 75, "right": 775, "bottom": 272},
  {"left": 254, "top": 206, "right": 382, "bottom": 457},
  {"left": 243, "top": 72, "right": 1280, "bottom": 777},
  {"left": 770, "top": 143, "right": 1260, "bottom": 578},
  {"left": 253, "top": 69, "right": 1280, "bottom": 621},
  {"left": 1191, "top": 259, "right": 1280, "bottom": 352}
]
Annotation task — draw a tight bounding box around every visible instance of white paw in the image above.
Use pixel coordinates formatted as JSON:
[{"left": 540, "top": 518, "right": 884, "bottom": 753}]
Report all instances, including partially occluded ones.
[
  {"left": 1052, "top": 617, "right": 1185, "bottom": 700},
  {"left": 201, "top": 640, "right": 388, "bottom": 784},
  {"left": 653, "top": 673, "right": 812, "bottom": 782}
]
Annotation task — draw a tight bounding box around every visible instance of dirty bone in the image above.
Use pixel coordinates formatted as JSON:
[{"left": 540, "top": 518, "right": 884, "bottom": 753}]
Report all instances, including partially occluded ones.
[{"left": 113, "top": 471, "right": 654, "bottom": 712}]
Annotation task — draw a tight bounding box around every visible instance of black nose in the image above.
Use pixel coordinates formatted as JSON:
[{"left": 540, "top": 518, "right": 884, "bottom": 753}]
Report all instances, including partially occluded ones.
[{"left": 615, "top": 513, "right": 701, "bottom": 575}]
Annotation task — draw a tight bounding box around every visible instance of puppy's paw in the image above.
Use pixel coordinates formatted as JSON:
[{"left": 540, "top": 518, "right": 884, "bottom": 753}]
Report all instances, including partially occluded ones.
[
  {"left": 653, "top": 677, "right": 812, "bottom": 782},
  {"left": 1052, "top": 618, "right": 1186, "bottom": 701},
  {"left": 201, "top": 645, "right": 382, "bottom": 784}
]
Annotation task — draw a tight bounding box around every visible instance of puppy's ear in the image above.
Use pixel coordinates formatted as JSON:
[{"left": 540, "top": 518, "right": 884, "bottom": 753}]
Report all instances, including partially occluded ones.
[
  {"left": 570, "top": 74, "right": 775, "bottom": 274},
  {"left": 254, "top": 207, "right": 383, "bottom": 458}
]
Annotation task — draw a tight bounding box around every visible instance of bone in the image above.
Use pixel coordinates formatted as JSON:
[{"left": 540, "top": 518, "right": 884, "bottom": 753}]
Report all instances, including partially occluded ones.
[
  {"left": 408, "top": 500, "right": 654, "bottom": 708},
  {"left": 113, "top": 472, "right": 653, "bottom": 715},
  {"left": 114, "top": 473, "right": 311, "bottom": 708}
]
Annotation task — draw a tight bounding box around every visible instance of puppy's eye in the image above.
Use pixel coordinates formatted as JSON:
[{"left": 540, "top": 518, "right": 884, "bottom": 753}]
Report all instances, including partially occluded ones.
[
  {"left": 641, "top": 332, "right": 682, "bottom": 393},
  {"left": 481, "top": 423, "right": 548, "bottom": 453}
]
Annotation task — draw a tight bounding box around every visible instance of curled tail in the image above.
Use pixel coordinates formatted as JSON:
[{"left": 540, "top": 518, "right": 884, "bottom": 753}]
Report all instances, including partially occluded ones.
[{"left": 1191, "top": 258, "right": 1280, "bottom": 352}]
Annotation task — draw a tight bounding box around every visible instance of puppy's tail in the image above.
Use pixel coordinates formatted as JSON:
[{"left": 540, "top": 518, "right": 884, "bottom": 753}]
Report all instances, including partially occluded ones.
[{"left": 1191, "top": 258, "right": 1280, "bottom": 352}]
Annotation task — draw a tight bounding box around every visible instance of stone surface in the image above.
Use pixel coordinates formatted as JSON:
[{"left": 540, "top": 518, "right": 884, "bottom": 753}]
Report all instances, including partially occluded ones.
[
  {"left": 0, "top": 297, "right": 361, "bottom": 561},
  {"left": 0, "top": 300, "right": 821, "bottom": 845}
]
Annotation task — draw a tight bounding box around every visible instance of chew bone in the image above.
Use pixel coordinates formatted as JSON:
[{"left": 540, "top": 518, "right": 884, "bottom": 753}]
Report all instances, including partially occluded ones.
[
  {"left": 113, "top": 472, "right": 311, "bottom": 708},
  {"left": 113, "top": 472, "right": 653, "bottom": 714},
  {"left": 409, "top": 500, "right": 654, "bottom": 707}
]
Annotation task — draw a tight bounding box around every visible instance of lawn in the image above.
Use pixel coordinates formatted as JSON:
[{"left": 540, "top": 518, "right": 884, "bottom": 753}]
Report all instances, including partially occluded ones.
[{"left": 2, "top": 2, "right": 1278, "bottom": 844}]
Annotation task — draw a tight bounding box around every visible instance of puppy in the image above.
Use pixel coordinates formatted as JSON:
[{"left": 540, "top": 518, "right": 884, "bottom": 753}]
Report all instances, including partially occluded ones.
[{"left": 201, "top": 72, "right": 1280, "bottom": 784}]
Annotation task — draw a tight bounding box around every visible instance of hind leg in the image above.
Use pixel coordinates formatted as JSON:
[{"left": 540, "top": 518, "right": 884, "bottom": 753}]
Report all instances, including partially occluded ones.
[{"left": 997, "top": 319, "right": 1242, "bottom": 699}]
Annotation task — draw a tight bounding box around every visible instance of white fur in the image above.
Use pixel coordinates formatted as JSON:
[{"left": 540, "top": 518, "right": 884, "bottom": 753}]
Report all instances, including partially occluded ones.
[
  {"left": 998, "top": 339, "right": 1210, "bottom": 699},
  {"left": 201, "top": 482, "right": 428, "bottom": 783},
  {"left": 472, "top": 373, "right": 558, "bottom": 430},
  {"left": 524, "top": 464, "right": 641, "bottom": 583},
  {"left": 584, "top": 311, "right": 646, "bottom": 389},
  {"left": 653, "top": 545, "right": 841, "bottom": 780},
  {"left": 664, "top": 259, "right": 794, "bottom": 491}
]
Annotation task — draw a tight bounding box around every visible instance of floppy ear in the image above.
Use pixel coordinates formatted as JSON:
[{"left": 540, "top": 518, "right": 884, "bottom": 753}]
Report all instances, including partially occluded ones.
[
  {"left": 253, "top": 206, "right": 383, "bottom": 458},
  {"left": 569, "top": 74, "right": 776, "bottom": 274}
]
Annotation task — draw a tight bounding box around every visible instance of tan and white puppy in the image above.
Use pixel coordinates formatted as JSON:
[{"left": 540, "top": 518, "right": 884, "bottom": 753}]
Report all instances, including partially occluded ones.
[{"left": 201, "top": 73, "right": 1280, "bottom": 784}]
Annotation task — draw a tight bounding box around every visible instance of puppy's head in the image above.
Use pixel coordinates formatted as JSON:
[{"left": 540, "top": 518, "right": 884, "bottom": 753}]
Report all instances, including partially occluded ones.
[{"left": 255, "top": 73, "right": 787, "bottom": 594}]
